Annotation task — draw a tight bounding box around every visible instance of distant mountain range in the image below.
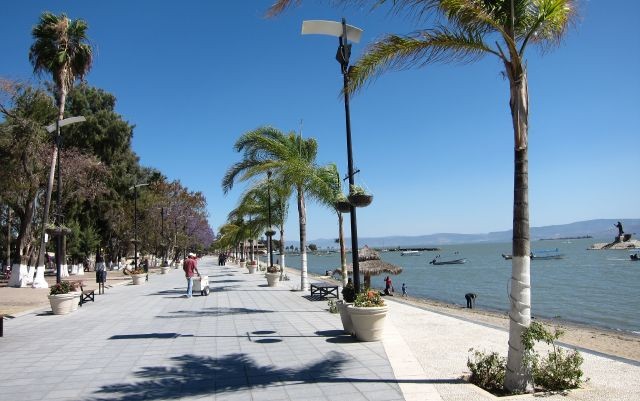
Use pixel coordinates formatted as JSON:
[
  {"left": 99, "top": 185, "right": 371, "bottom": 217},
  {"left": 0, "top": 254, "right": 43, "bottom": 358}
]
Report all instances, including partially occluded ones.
[{"left": 299, "top": 219, "right": 640, "bottom": 249}]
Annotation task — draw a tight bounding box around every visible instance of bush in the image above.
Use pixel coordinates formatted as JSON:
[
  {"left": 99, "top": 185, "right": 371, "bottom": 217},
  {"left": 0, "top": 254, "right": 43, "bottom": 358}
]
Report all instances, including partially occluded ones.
[
  {"left": 327, "top": 300, "right": 338, "bottom": 314},
  {"left": 466, "top": 322, "right": 584, "bottom": 394},
  {"left": 49, "top": 281, "right": 79, "bottom": 295},
  {"left": 342, "top": 281, "right": 356, "bottom": 302},
  {"left": 467, "top": 349, "right": 506, "bottom": 392},
  {"left": 353, "top": 290, "right": 385, "bottom": 307},
  {"left": 524, "top": 322, "right": 584, "bottom": 391}
]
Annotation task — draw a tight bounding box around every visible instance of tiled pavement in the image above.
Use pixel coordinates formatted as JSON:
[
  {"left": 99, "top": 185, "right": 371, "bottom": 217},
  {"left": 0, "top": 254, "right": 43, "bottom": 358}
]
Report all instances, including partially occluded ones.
[{"left": 2, "top": 256, "right": 639, "bottom": 401}]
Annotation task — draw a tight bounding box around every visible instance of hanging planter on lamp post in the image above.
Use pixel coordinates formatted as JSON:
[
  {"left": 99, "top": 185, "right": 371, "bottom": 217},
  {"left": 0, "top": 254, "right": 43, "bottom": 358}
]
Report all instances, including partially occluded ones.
[
  {"left": 334, "top": 194, "right": 351, "bottom": 213},
  {"left": 348, "top": 185, "right": 373, "bottom": 208}
]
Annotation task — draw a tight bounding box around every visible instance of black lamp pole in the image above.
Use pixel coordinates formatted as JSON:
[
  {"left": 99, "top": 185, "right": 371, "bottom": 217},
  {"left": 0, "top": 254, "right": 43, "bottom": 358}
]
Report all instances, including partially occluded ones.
[
  {"left": 267, "top": 171, "right": 274, "bottom": 269},
  {"left": 337, "top": 18, "right": 361, "bottom": 292}
]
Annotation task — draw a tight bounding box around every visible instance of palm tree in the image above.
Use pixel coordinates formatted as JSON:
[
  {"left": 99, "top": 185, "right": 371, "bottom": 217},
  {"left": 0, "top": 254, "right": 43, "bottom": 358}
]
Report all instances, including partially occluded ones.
[
  {"left": 313, "top": 164, "right": 349, "bottom": 286},
  {"left": 223, "top": 126, "right": 326, "bottom": 291},
  {"left": 29, "top": 12, "right": 93, "bottom": 276},
  {"left": 269, "top": 0, "right": 576, "bottom": 392}
]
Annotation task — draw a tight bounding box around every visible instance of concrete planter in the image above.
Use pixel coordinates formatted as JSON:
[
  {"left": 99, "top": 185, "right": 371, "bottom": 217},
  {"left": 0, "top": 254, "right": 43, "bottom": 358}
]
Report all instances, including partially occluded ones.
[
  {"left": 265, "top": 272, "right": 280, "bottom": 287},
  {"left": 131, "top": 274, "right": 146, "bottom": 285},
  {"left": 48, "top": 293, "right": 79, "bottom": 315},
  {"left": 337, "top": 301, "right": 354, "bottom": 335},
  {"left": 239, "top": 261, "right": 246, "bottom": 268},
  {"left": 349, "top": 305, "right": 388, "bottom": 342},
  {"left": 247, "top": 264, "right": 256, "bottom": 274},
  {"left": 160, "top": 266, "right": 171, "bottom": 274}
]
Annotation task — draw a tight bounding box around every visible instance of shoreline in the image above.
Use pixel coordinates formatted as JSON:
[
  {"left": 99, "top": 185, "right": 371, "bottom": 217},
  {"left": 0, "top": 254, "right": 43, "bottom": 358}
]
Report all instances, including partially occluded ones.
[{"left": 295, "top": 267, "right": 640, "bottom": 362}]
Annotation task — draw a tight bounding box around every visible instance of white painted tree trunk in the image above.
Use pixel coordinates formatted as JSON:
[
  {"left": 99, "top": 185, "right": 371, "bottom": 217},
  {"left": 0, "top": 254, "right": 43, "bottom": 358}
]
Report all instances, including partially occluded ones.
[
  {"left": 25, "top": 265, "right": 35, "bottom": 285},
  {"left": 60, "top": 264, "right": 69, "bottom": 278},
  {"left": 9, "top": 261, "right": 29, "bottom": 287},
  {"left": 31, "top": 265, "right": 49, "bottom": 289},
  {"left": 76, "top": 264, "right": 84, "bottom": 276},
  {"left": 505, "top": 255, "right": 532, "bottom": 391}
]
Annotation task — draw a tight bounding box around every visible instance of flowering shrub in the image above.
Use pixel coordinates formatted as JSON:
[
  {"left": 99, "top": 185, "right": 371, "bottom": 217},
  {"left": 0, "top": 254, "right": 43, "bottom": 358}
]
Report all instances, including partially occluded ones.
[
  {"left": 354, "top": 290, "right": 385, "bottom": 307},
  {"left": 49, "top": 281, "right": 79, "bottom": 295},
  {"left": 267, "top": 265, "right": 279, "bottom": 273}
]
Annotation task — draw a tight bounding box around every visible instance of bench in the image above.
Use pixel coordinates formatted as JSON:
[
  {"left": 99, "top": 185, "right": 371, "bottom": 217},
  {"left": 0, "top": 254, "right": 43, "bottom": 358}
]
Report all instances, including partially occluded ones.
[
  {"left": 79, "top": 283, "right": 95, "bottom": 306},
  {"left": 310, "top": 283, "right": 339, "bottom": 299}
]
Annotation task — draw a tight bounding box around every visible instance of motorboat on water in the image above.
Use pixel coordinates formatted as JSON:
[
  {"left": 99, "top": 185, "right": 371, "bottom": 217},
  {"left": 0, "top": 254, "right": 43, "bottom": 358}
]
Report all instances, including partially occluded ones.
[
  {"left": 631, "top": 253, "right": 639, "bottom": 261},
  {"left": 501, "top": 253, "right": 512, "bottom": 260},
  {"left": 401, "top": 250, "right": 421, "bottom": 256},
  {"left": 530, "top": 248, "right": 564, "bottom": 260},
  {"left": 429, "top": 254, "right": 467, "bottom": 265}
]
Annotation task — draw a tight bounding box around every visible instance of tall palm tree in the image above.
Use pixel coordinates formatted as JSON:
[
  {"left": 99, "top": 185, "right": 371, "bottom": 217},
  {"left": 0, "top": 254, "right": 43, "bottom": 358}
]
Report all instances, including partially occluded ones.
[
  {"left": 269, "top": 0, "right": 576, "bottom": 392},
  {"left": 223, "top": 126, "right": 325, "bottom": 291},
  {"left": 29, "top": 12, "right": 93, "bottom": 275},
  {"left": 313, "top": 164, "right": 349, "bottom": 286}
]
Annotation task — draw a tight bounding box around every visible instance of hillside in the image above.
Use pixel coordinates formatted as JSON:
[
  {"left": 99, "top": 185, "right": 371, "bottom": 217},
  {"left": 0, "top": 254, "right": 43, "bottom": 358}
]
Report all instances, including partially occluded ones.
[{"left": 301, "top": 219, "right": 640, "bottom": 248}]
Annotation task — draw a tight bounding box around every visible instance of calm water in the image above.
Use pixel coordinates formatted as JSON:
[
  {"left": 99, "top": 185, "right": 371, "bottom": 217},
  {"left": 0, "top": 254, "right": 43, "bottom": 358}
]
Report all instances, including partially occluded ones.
[{"left": 276, "top": 238, "right": 640, "bottom": 333}]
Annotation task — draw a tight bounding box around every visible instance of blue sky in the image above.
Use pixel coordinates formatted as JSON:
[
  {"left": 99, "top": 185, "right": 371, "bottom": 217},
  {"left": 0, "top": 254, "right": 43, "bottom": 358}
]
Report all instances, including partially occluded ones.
[{"left": 2, "top": 1, "right": 638, "bottom": 241}]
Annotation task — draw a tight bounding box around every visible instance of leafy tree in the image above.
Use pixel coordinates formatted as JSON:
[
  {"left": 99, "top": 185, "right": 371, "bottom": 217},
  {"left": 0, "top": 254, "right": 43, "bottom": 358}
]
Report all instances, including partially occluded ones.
[
  {"left": 0, "top": 81, "right": 56, "bottom": 262},
  {"left": 29, "top": 11, "right": 93, "bottom": 269},
  {"left": 308, "top": 243, "right": 318, "bottom": 252},
  {"left": 269, "top": 0, "right": 577, "bottom": 391}
]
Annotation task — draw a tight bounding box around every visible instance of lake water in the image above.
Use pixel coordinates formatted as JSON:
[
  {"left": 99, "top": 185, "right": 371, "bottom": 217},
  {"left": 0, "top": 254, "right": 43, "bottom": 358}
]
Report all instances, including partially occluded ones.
[{"left": 273, "top": 238, "right": 640, "bottom": 333}]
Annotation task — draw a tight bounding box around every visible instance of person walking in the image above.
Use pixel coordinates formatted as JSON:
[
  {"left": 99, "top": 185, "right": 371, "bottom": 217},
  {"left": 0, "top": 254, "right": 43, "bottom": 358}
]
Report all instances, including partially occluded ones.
[
  {"left": 183, "top": 253, "right": 200, "bottom": 298},
  {"left": 401, "top": 283, "right": 407, "bottom": 297}
]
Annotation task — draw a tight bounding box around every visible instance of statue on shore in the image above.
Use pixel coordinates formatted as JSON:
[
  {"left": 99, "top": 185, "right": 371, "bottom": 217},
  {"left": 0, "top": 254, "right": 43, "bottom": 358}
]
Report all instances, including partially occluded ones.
[{"left": 614, "top": 221, "right": 624, "bottom": 236}]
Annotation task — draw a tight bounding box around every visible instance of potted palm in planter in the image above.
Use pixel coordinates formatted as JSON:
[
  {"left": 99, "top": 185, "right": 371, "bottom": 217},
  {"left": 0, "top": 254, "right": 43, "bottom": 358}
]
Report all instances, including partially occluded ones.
[
  {"left": 337, "top": 279, "right": 356, "bottom": 335},
  {"left": 348, "top": 185, "right": 373, "bottom": 208},
  {"left": 48, "top": 281, "right": 81, "bottom": 315},
  {"left": 265, "top": 265, "right": 280, "bottom": 287},
  {"left": 349, "top": 289, "right": 388, "bottom": 341}
]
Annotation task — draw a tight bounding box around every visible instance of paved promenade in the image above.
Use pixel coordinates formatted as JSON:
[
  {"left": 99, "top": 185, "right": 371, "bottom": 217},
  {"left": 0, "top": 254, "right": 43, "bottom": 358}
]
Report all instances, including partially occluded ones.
[{"left": 1, "top": 256, "right": 638, "bottom": 401}]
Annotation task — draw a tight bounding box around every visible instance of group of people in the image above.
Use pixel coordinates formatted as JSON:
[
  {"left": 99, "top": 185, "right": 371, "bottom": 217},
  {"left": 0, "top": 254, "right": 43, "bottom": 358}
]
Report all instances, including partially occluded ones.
[
  {"left": 217, "top": 253, "right": 228, "bottom": 266},
  {"left": 383, "top": 276, "right": 408, "bottom": 297}
]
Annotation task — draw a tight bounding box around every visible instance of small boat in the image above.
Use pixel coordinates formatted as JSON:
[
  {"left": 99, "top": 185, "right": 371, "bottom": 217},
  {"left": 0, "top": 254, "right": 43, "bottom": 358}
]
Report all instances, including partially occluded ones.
[
  {"left": 501, "top": 253, "right": 512, "bottom": 260},
  {"left": 401, "top": 250, "right": 421, "bottom": 256},
  {"left": 429, "top": 255, "right": 467, "bottom": 265},
  {"left": 530, "top": 248, "right": 564, "bottom": 260},
  {"left": 631, "top": 253, "right": 639, "bottom": 261}
]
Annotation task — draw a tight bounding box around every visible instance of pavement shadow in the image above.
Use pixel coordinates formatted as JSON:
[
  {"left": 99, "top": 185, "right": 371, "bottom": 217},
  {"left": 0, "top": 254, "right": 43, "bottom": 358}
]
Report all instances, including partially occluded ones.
[
  {"left": 156, "top": 307, "right": 274, "bottom": 319},
  {"left": 89, "top": 352, "right": 348, "bottom": 401}
]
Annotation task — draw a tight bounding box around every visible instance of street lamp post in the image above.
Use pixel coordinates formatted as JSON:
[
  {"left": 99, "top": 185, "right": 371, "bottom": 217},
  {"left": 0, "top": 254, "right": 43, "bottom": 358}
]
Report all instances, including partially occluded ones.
[
  {"left": 36, "top": 116, "right": 86, "bottom": 286},
  {"left": 266, "top": 171, "right": 274, "bottom": 269},
  {"left": 302, "top": 18, "right": 363, "bottom": 292},
  {"left": 129, "top": 183, "right": 149, "bottom": 271}
]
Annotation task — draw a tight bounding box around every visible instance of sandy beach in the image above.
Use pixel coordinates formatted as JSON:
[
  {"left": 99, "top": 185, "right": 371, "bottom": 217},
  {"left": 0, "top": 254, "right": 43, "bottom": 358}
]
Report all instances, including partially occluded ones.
[{"left": 2, "top": 265, "right": 639, "bottom": 363}]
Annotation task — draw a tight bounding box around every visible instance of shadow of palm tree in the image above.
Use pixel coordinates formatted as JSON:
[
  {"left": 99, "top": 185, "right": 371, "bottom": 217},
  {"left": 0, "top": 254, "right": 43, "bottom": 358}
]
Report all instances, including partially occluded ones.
[
  {"left": 156, "top": 307, "right": 275, "bottom": 319},
  {"left": 90, "top": 352, "right": 348, "bottom": 401}
]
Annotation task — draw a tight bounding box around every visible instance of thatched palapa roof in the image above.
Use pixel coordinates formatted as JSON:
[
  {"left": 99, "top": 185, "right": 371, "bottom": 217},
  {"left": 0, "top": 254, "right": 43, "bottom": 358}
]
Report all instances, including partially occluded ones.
[{"left": 335, "top": 246, "right": 403, "bottom": 276}]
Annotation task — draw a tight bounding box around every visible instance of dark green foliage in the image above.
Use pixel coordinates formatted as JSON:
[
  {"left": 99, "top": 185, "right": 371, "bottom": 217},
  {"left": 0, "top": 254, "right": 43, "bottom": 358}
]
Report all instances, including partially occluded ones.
[
  {"left": 467, "top": 349, "right": 506, "bottom": 392},
  {"left": 341, "top": 281, "right": 355, "bottom": 302}
]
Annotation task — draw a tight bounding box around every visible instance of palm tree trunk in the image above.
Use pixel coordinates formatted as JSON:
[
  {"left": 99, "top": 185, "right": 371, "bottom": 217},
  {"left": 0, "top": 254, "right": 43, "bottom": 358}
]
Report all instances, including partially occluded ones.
[
  {"left": 297, "top": 186, "right": 308, "bottom": 291},
  {"left": 338, "top": 212, "right": 347, "bottom": 286},
  {"left": 504, "top": 65, "right": 533, "bottom": 393}
]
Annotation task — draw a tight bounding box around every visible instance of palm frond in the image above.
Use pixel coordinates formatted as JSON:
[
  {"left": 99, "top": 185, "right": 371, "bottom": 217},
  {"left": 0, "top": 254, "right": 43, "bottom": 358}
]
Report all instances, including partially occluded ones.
[{"left": 348, "top": 26, "right": 496, "bottom": 94}]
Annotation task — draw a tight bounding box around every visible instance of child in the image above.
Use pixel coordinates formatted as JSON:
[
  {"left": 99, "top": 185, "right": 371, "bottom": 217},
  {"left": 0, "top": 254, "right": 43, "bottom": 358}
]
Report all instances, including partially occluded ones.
[{"left": 401, "top": 283, "right": 407, "bottom": 297}]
